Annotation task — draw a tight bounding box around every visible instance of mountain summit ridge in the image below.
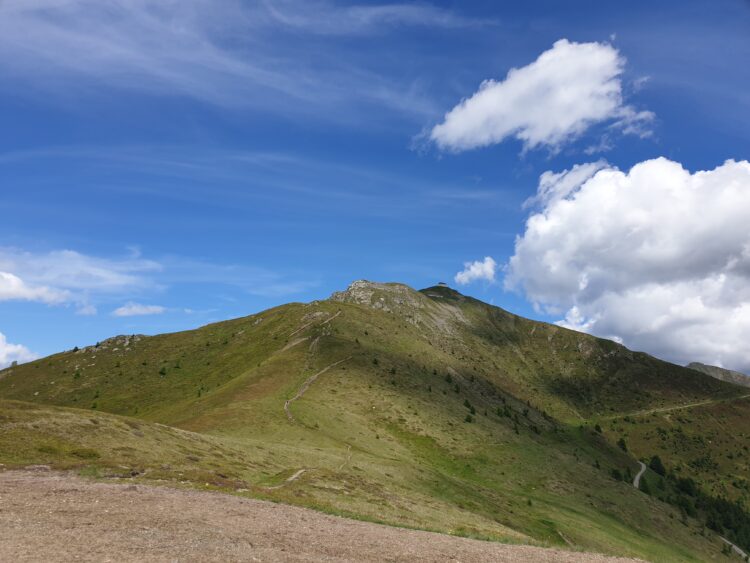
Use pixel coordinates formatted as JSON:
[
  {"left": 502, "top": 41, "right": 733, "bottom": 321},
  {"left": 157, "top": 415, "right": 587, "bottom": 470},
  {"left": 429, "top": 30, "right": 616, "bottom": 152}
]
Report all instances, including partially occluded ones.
[
  {"left": 2, "top": 279, "right": 750, "bottom": 561},
  {"left": 687, "top": 361, "right": 750, "bottom": 388}
]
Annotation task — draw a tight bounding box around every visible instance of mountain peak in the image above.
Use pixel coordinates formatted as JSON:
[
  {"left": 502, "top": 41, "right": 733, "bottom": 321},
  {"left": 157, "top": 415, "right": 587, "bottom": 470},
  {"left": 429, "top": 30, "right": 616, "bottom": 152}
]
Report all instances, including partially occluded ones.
[
  {"left": 329, "top": 280, "right": 425, "bottom": 313},
  {"left": 419, "top": 283, "right": 465, "bottom": 301}
]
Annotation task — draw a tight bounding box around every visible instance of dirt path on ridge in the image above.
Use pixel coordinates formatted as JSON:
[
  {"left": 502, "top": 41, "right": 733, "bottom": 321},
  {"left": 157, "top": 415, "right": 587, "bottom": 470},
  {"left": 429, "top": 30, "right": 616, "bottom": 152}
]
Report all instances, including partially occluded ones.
[
  {"left": 604, "top": 393, "right": 750, "bottom": 420},
  {"left": 262, "top": 469, "right": 307, "bottom": 491},
  {"left": 284, "top": 357, "right": 350, "bottom": 423}
]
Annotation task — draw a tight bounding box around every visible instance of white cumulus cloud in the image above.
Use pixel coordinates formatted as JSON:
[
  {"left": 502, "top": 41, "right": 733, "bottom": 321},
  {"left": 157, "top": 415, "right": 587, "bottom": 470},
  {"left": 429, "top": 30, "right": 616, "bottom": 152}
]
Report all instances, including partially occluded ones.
[
  {"left": 0, "top": 271, "right": 70, "bottom": 304},
  {"left": 112, "top": 302, "right": 166, "bottom": 317},
  {"left": 0, "top": 332, "right": 37, "bottom": 369},
  {"left": 455, "top": 256, "right": 497, "bottom": 285},
  {"left": 506, "top": 157, "right": 750, "bottom": 372},
  {"left": 430, "top": 39, "right": 652, "bottom": 152}
]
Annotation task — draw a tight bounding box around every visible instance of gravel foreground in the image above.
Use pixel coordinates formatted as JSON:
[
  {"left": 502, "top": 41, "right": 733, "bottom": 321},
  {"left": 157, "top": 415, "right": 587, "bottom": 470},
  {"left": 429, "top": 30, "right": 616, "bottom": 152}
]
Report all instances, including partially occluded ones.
[{"left": 0, "top": 470, "right": 642, "bottom": 562}]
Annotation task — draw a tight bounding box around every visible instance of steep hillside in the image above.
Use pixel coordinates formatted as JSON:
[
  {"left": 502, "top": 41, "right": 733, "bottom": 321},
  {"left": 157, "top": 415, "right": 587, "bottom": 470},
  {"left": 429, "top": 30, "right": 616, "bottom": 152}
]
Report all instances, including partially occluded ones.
[
  {"left": 688, "top": 362, "right": 750, "bottom": 388},
  {"left": 1, "top": 280, "right": 748, "bottom": 561}
]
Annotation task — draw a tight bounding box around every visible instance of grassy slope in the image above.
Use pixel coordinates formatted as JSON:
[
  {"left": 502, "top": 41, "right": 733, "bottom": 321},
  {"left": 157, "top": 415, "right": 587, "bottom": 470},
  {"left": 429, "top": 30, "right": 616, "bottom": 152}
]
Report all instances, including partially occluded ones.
[
  {"left": 601, "top": 395, "right": 750, "bottom": 503},
  {"left": 0, "top": 399, "right": 267, "bottom": 488},
  {"left": 1, "top": 281, "right": 745, "bottom": 561}
]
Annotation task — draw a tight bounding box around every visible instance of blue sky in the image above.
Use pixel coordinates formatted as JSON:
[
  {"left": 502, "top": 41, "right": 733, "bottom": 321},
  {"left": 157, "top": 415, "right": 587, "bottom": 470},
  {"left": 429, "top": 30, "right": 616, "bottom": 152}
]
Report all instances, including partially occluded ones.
[{"left": 2, "top": 0, "right": 750, "bottom": 371}]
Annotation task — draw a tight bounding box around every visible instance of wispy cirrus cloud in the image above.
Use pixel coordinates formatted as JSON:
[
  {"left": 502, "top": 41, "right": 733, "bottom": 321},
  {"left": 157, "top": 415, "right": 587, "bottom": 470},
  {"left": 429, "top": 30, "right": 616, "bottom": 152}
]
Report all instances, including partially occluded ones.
[
  {"left": 0, "top": 245, "right": 316, "bottom": 313},
  {"left": 112, "top": 302, "right": 166, "bottom": 317},
  {"left": 156, "top": 256, "right": 320, "bottom": 298},
  {"left": 0, "top": 144, "right": 513, "bottom": 220},
  {"left": 261, "top": 0, "right": 487, "bottom": 35},
  {"left": 0, "top": 247, "right": 159, "bottom": 310},
  {"left": 0, "top": 0, "right": 469, "bottom": 118}
]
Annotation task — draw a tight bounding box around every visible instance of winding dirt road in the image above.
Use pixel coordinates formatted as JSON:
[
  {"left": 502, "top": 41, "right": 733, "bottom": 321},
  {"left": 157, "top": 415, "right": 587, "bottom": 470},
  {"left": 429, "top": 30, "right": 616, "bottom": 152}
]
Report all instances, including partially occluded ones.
[
  {"left": 720, "top": 536, "right": 748, "bottom": 559},
  {"left": 633, "top": 461, "right": 647, "bottom": 489},
  {"left": 0, "top": 470, "right": 643, "bottom": 562}
]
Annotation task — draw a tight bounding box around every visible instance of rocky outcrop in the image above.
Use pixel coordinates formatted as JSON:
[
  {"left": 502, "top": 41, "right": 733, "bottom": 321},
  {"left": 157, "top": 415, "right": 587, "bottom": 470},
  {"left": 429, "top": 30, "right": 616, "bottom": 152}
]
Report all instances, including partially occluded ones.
[{"left": 329, "top": 280, "right": 425, "bottom": 314}]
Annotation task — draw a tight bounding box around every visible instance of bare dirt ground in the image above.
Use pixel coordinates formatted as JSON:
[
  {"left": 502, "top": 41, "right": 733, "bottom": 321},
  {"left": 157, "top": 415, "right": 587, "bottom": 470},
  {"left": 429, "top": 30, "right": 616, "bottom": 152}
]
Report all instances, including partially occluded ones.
[{"left": 0, "top": 469, "right": 642, "bottom": 562}]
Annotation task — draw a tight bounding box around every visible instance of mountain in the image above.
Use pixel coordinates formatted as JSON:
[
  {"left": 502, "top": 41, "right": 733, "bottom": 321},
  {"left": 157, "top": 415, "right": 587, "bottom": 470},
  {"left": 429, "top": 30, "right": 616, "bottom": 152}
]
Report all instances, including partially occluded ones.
[
  {"left": 687, "top": 362, "right": 750, "bottom": 388},
  {"left": 1, "top": 280, "right": 749, "bottom": 561}
]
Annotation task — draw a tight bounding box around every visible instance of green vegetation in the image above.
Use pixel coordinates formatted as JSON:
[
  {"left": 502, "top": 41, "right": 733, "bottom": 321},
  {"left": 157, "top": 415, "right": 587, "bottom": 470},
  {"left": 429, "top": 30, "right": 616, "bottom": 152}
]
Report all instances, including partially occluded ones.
[
  {"left": 1, "top": 280, "right": 748, "bottom": 561},
  {"left": 649, "top": 455, "right": 666, "bottom": 476}
]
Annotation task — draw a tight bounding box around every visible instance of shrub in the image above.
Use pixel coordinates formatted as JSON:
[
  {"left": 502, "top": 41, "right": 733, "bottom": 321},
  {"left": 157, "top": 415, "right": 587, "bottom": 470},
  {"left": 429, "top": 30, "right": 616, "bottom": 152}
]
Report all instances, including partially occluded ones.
[
  {"left": 617, "top": 437, "right": 628, "bottom": 451},
  {"left": 676, "top": 476, "right": 698, "bottom": 497},
  {"left": 649, "top": 455, "right": 666, "bottom": 476},
  {"left": 465, "top": 414, "right": 473, "bottom": 423}
]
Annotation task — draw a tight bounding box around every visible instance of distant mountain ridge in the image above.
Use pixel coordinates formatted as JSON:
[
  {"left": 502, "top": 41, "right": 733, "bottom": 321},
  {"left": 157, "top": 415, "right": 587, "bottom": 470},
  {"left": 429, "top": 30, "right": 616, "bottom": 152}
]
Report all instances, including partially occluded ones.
[{"left": 687, "top": 362, "right": 750, "bottom": 388}]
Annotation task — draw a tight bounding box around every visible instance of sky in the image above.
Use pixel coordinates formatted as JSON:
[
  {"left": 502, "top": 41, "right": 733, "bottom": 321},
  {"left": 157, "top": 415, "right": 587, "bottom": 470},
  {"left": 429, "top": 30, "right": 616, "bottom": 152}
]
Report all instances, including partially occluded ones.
[{"left": 1, "top": 0, "right": 750, "bottom": 372}]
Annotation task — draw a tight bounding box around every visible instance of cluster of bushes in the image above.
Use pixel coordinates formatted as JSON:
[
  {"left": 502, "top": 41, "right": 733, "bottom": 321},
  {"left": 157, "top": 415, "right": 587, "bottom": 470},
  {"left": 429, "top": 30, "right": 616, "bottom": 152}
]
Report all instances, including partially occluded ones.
[
  {"left": 645, "top": 455, "right": 750, "bottom": 552},
  {"left": 694, "top": 487, "right": 750, "bottom": 551}
]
